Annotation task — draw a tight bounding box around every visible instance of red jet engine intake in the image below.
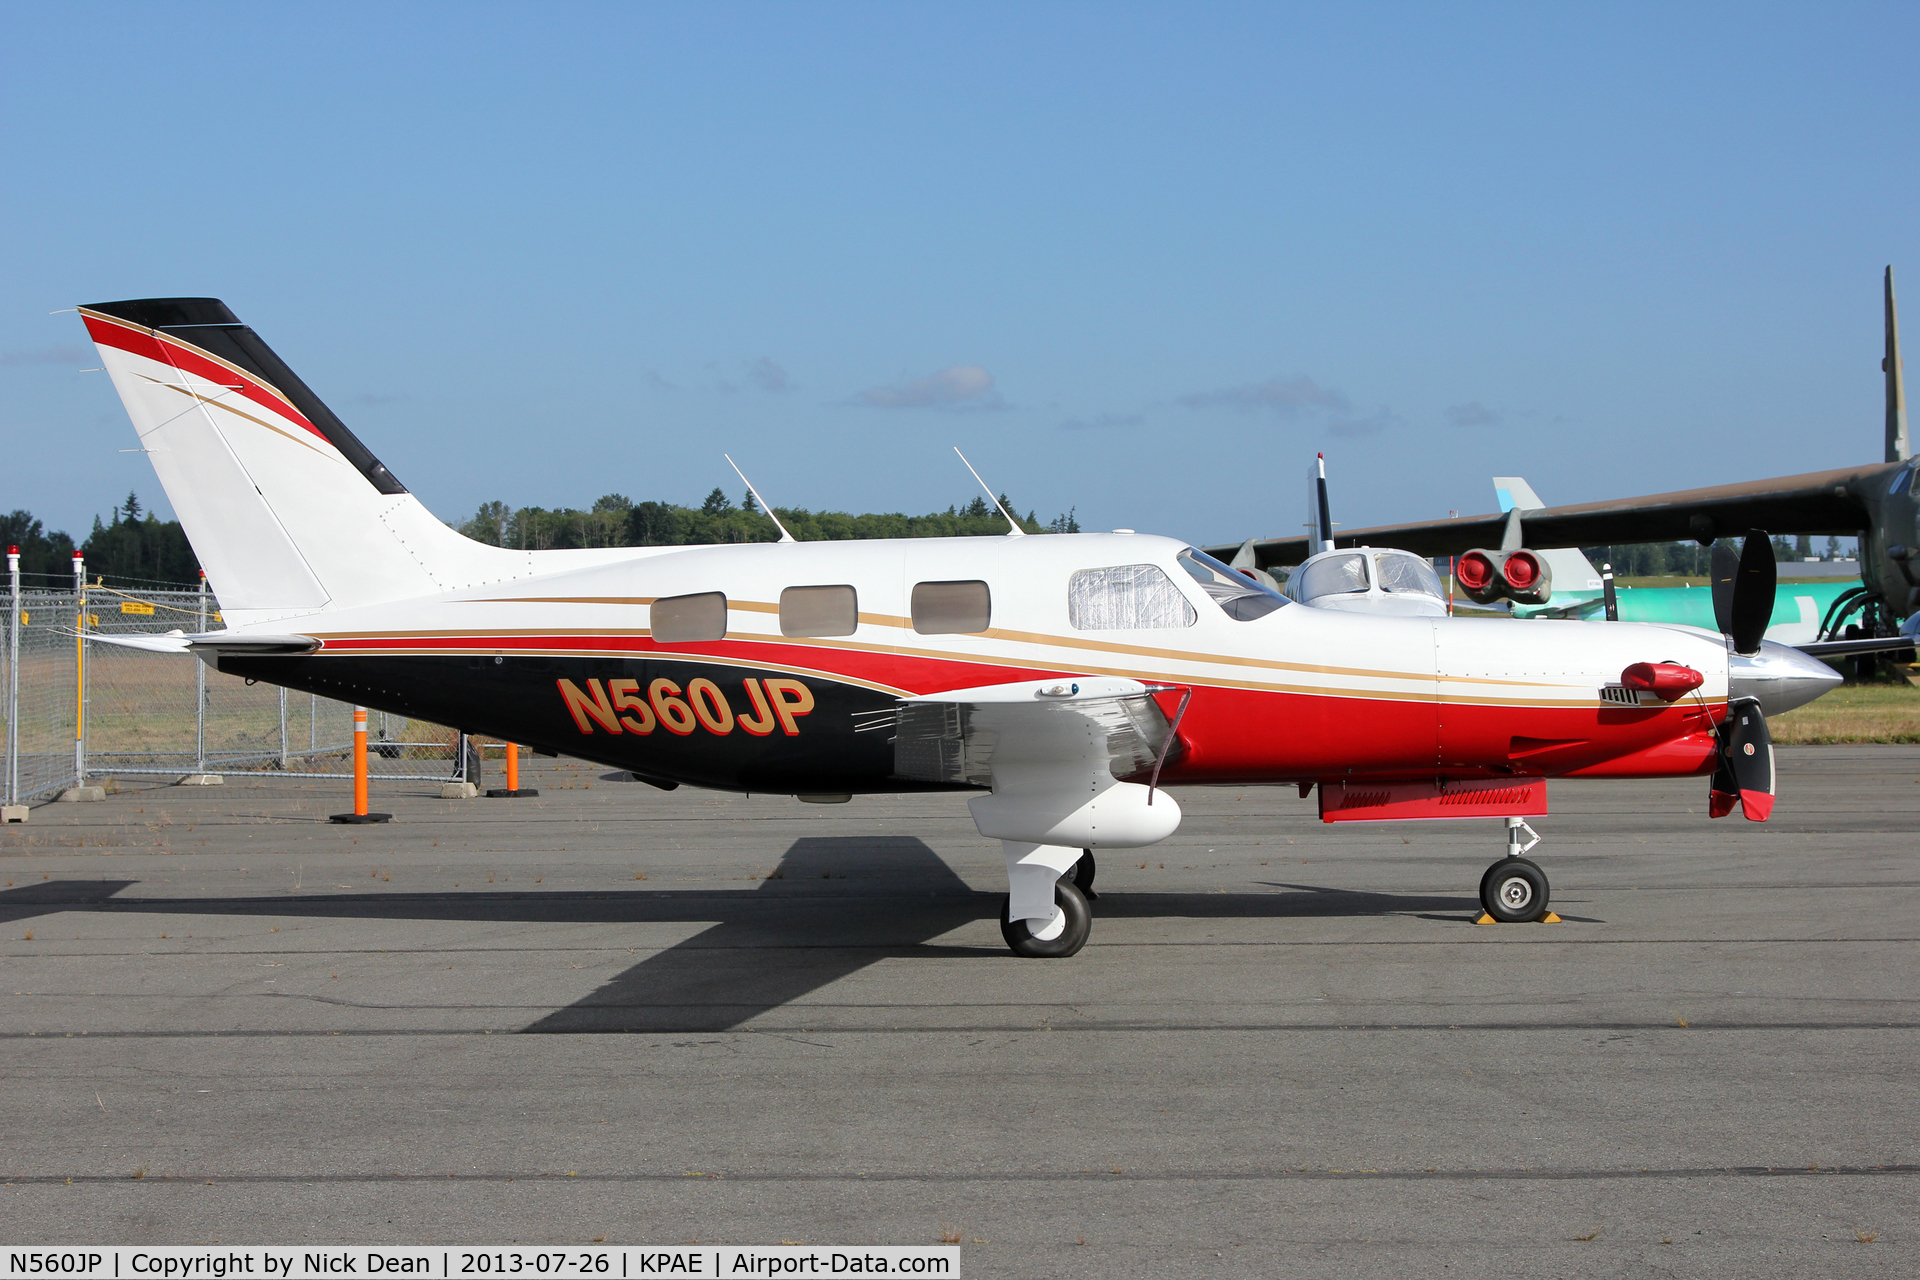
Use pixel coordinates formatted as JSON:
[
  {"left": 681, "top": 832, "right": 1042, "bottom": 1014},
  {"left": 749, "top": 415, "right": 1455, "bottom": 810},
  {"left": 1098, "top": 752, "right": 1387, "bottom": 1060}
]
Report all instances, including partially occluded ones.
[
  {"left": 1455, "top": 548, "right": 1553, "bottom": 606},
  {"left": 1621, "top": 661, "right": 1705, "bottom": 702},
  {"left": 1456, "top": 550, "right": 1496, "bottom": 595}
]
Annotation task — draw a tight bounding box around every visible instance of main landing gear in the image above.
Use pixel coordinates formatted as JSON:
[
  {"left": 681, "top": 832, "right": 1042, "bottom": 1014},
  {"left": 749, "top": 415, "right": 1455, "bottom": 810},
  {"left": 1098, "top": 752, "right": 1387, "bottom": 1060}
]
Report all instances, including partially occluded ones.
[
  {"left": 999, "top": 845, "right": 1098, "bottom": 957},
  {"left": 1478, "top": 817, "right": 1555, "bottom": 924}
]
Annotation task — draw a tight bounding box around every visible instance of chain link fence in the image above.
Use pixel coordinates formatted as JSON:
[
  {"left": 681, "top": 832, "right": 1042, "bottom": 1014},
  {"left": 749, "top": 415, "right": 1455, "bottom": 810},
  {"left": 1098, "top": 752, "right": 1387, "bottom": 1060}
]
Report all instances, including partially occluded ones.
[{"left": 5, "top": 578, "right": 475, "bottom": 805}]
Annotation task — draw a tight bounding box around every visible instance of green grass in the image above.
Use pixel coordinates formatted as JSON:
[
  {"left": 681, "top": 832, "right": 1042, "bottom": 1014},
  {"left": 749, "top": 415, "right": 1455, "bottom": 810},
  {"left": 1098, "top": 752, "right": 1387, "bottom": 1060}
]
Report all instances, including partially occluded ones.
[{"left": 1771, "top": 681, "right": 1920, "bottom": 744}]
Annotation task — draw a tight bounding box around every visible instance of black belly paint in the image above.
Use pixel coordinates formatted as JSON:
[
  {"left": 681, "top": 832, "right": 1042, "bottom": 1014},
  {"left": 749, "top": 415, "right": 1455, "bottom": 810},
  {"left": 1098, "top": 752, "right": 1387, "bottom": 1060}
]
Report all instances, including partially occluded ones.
[{"left": 217, "top": 653, "right": 974, "bottom": 795}]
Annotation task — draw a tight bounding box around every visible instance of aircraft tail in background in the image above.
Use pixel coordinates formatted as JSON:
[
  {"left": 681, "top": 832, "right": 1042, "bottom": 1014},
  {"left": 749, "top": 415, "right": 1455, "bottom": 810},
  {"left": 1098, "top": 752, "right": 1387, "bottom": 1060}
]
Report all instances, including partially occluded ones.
[{"left": 1493, "top": 477, "right": 1604, "bottom": 591}]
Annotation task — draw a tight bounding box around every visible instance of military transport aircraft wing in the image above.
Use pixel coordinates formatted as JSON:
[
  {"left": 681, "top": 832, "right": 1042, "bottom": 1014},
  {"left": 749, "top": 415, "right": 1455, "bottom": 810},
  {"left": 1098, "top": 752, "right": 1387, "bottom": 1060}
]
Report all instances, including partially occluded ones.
[
  {"left": 1207, "top": 267, "right": 1920, "bottom": 644},
  {"left": 1204, "top": 462, "right": 1894, "bottom": 571}
]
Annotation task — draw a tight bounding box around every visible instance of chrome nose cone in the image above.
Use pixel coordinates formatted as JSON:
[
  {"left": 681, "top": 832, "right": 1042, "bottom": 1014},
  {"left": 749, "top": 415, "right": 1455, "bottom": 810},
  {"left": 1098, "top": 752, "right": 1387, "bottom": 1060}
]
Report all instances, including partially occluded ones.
[{"left": 1728, "top": 640, "right": 1843, "bottom": 717}]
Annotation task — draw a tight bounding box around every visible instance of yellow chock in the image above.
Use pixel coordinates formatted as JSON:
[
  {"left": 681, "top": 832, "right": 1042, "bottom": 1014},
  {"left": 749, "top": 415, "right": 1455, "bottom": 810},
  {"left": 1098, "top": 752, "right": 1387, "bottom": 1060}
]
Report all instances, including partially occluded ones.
[
  {"left": 1540, "top": 911, "right": 1562, "bottom": 923},
  {"left": 1475, "top": 912, "right": 1497, "bottom": 925}
]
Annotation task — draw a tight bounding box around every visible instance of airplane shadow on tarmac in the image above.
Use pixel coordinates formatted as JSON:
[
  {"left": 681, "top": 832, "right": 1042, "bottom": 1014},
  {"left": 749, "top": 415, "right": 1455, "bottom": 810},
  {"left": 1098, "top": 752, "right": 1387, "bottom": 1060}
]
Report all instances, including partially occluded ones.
[{"left": 0, "top": 841, "right": 1479, "bottom": 1034}]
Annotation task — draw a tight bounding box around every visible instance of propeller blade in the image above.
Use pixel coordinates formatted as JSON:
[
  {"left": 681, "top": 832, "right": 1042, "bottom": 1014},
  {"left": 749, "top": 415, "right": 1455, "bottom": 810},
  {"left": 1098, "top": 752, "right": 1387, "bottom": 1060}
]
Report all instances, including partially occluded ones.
[
  {"left": 1708, "top": 752, "right": 1738, "bottom": 819},
  {"left": 1718, "top": 697, "right": 1775, "bottom": 821},
  {"left": 1729, "top": 530, "right": 1777, "bottom": 656},
  {"left": 1710, "top": 542, "right": 1739, "bottom": 636}
]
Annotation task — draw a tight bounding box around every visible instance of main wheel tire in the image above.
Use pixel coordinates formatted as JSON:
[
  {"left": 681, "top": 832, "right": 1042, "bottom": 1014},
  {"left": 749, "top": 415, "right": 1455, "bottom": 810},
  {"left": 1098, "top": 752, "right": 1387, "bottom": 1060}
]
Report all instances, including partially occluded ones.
[
  {"left": 1072, "top": 850, "right": 1098, "bottom": 900},
  {"left": 1480, "top": 857, "right": 1550, "bottom": 923},
  {"left": 1000, "top": 878, "right": 1093, "bottom": 958}
]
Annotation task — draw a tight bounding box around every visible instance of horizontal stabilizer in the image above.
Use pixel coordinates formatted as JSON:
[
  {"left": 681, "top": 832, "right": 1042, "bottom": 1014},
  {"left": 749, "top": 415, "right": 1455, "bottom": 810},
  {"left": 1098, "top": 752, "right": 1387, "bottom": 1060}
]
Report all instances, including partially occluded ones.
[{"left": 80, "top": 629, "right": 320, "bottom": 657}]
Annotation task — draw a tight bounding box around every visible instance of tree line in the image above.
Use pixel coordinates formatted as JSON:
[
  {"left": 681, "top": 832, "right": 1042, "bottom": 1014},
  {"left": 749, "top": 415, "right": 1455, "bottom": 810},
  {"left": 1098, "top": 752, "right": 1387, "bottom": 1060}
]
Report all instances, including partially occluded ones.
[
  {"left": 455, "top": 489, "right": 1084, "bottom": 549},
  {"left": 0, "top": 489, "right": 1085, "bottom": 589},
  {"left": 1580, "top": 534, "right": 1851, "bottom": 578},
  {"left": 13, "top": 486, "right": 1841, "bottom": 592},
  {"left": 1, "top": 493, "right": 198, "bottom": 589}
]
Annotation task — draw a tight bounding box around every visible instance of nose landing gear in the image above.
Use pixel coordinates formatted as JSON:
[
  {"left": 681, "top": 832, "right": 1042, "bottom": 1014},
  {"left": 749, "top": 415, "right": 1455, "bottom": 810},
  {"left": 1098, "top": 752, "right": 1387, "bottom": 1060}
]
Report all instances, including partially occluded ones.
[
  {"left": 999, "top": 878, "right": 1093, "bottom": 957},
  {"left": 1477, "top": 817, "right": 1559, "bottom": 923}
]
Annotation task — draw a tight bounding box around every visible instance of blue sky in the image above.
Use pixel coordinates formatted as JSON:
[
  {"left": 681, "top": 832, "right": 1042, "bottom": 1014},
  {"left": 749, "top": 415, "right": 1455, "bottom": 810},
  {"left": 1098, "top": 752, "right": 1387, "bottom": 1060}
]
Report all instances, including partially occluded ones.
[{"left": 4, "top": 2, "right": 1917, "bottom": 546}]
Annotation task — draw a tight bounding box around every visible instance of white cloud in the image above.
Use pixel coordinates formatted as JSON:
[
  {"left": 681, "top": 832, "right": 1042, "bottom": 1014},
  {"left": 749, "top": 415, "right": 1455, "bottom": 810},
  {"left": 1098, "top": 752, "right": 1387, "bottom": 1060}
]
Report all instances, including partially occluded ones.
[
  {"left": 1446, "top": 401, "right": 1499, "bottom": 427},
  {"left": 1060, "top": 412, "right": 1144, "bottom": 430},
  {"left": 1179, "top": 376, "right": 1349, "bottom": 417},
  {"left": 746, "top": 357, "right": 791, "bottom": 393},
  {"left": 855, "top": 364, "right": 1002, "bottom": 409},
  {"left": 0, "top": 344, "right": 89, "bottom": 367},
  {"left": 1328, "top": 407, "right": 1399, "bottom": 437}
]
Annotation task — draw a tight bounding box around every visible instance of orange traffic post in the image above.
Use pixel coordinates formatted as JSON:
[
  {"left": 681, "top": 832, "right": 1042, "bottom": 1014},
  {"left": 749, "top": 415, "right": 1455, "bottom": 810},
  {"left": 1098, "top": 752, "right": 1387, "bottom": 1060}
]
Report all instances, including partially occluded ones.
[
  {"left": 330, "top": 705, "right": 391, "bottom": 823},
  {"left": 487, "top": 741, "right": 538, "bottom": 798}
]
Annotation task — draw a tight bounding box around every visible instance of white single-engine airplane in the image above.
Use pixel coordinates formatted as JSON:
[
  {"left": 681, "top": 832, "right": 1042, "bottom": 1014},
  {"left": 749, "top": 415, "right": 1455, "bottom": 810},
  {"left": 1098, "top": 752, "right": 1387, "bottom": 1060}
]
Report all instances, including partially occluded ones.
[{"left": 77, "top": 298, "right": 1844, "bottom": 956}]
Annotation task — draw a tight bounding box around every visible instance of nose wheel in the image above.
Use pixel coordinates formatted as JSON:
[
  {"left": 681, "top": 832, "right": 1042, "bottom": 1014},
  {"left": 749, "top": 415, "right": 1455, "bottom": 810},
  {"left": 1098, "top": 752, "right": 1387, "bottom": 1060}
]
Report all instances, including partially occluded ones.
[
  {"left": 1480, "top": 857, "right": 1550, "bottom": 922},
  {"left": 1478, "top": 817, "right": 1555, "bottom": 923},
  {"left": 1000, "top": 878, "right": 1093, "bottom": 957}
]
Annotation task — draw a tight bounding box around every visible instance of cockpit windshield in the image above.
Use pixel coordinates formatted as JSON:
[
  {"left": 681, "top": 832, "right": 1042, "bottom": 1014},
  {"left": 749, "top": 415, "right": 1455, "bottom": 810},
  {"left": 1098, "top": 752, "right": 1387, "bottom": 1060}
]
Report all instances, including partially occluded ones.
[
  {"left": 1373, "top": 552, "right": 1446, "bottom": 599},
  {"left": 1291, "top": 553, "right": 1369, "bottom": 602},
  {"left": 1176, "top": 548, "right": 1290, "bottom": 621}
]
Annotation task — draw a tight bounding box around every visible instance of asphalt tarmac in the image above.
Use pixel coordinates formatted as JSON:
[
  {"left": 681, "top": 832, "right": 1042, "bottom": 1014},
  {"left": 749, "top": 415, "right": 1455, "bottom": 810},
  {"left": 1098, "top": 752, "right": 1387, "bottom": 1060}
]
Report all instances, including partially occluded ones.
[{"left": 1, "top": 748, "right": 1915, "bottom": 1277}]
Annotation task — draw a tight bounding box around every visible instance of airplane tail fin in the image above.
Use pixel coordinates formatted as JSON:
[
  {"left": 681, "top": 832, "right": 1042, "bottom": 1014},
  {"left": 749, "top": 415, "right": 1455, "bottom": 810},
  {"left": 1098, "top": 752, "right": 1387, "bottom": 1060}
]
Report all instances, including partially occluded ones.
[
  {"left": 1493, "top": 477, "right": 1605, "bottom": 592},
  {"left": 79, "top": 298, "right": 537, "bottom": 624}
]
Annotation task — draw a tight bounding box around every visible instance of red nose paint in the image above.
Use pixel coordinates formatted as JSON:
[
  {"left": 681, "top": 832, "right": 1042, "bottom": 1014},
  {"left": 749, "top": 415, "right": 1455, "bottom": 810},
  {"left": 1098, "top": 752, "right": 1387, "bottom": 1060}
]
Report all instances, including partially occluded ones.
[{"left": 1620, "top": 661, "right": 1705, "bottom": 702}]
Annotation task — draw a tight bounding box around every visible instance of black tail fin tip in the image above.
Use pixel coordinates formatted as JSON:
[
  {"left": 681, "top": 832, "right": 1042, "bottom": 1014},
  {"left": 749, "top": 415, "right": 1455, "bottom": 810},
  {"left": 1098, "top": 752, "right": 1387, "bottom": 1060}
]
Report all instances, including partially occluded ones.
[{"left": 82, "top": 297, "right": 407, "bottom": 496}]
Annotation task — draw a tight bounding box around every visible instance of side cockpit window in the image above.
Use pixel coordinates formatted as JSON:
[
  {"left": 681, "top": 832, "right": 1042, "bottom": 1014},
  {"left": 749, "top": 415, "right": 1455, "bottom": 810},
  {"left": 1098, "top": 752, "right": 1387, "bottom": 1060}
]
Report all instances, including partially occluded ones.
[
  {"left": 780, "top": 584, "right": 858, "bottom": 637},
  {"left": 1176, "top": 547, "right": 1289, "bottom": 621},
  {"left": 912, "top": 580, "right": 991, "bottom": 634},
  {"left": 1372, "top": 553, "right": 1446, "bottom": 599},
  {"left": 651, "top": 592, "right": 727, "bottom": 643},
  {"left": 1069, "top": 564, "right": 1197, "bottom": 630},
  {"left": 1290, "top": 553, "right": 1369, "bottom": 603}
]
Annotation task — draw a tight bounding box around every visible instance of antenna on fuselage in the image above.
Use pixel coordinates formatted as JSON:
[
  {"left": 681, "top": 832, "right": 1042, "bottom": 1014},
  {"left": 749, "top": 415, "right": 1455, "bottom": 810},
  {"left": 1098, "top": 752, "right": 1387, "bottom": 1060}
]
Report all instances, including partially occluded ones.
[
  {"left": 952, "top": 447, "right": 1026, "bottom": 536},
  {"left": 723, "top": 453, "right": 796, "bottom": 543}
]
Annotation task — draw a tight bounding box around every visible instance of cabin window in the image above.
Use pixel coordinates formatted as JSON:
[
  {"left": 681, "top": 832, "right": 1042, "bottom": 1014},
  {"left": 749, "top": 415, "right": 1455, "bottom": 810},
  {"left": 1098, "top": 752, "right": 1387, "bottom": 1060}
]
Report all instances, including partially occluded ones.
[
  {"left": 1176, "top": 547, "right": 1289, "bottom": 621},
  {"left": 651, "top": 592, "right": 727, "bottom": 643},
  {"left": 780, "top": 584, "right": 858, "bottom": 637},
  {"left": 1291, "top": 553, "right": 1370, "bottom": 603},
  {"left": 1372, "top": 553, "right": 1446, "bottom": 599},
  {"left": 911, "top": 580, "right": 992, "bottom": 634},
  {"left": 1068, "top": 564, "right": 1196, "bottom": 630}
]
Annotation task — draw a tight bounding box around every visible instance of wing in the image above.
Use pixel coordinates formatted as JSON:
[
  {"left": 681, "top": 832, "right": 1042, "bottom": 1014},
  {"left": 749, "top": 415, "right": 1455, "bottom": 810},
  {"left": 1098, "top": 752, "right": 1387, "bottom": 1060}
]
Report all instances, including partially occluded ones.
[
  {"left": 1207, "top": 462, "right": 1897, "bottom": 570},
  {"left": 886, "top": 676, "right": 1173, "bottom": 787}
]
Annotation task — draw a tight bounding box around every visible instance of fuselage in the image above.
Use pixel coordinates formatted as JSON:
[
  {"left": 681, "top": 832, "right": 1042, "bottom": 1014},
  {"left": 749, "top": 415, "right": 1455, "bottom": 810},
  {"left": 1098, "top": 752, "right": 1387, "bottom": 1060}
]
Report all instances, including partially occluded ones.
[{"left": 220, "top": 532, "right": 1735, "bottom": 794}]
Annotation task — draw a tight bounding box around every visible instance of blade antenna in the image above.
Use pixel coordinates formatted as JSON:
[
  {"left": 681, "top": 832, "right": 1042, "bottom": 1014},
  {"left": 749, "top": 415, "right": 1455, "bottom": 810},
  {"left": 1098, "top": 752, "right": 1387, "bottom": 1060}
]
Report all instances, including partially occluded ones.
[
  {"left": 952, "top": 447, "right": 1026, "bottom": 536},
  {"left": 723, "top": 454, "right": 796, "bottom": 543}
]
